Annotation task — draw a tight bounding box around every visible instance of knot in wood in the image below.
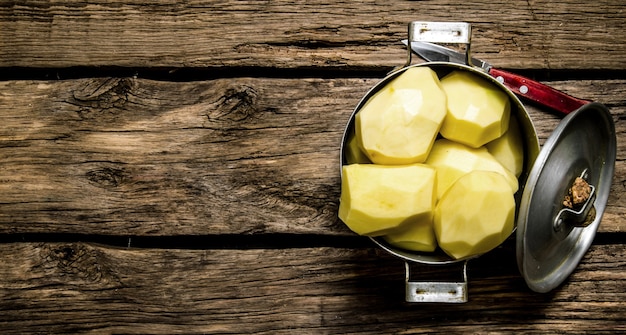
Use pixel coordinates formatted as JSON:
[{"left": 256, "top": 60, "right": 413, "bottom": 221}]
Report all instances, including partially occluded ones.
[
  {"left": 48, "top": 244, "right": 109, "bottom": 284},
  {"left": 206, "top": 85, "right": 259, "bottom": 123},
  {"left": 70, "top": 78, "right": 135, "bottom": 118},
  {"left": 86, "top": 167, "right": 129, "bottom": 188}
]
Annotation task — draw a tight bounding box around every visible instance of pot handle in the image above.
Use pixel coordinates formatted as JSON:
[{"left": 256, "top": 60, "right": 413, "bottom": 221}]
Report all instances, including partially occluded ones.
[
  {"left": 405, "top": 21, "right": 472, "bottom": 67},
  {"left": 404, "top": 260, "right": 469, "bottom": 303}
]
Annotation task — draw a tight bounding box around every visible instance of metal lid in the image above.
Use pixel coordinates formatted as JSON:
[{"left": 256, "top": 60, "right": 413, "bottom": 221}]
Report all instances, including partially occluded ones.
[{"left": 516, "top": 102, "right": 616, "bottom": 293}]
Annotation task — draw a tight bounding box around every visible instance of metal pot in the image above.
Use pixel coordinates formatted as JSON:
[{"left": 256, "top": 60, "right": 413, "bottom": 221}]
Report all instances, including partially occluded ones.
[{"left": 339, "top": 21, "right": 616, "bottom": 303}]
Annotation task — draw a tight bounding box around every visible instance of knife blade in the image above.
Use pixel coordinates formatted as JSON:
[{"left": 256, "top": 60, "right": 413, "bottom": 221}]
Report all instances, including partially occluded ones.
[{"left": 402, "top": 40, "right": 589, "bottom": 115}]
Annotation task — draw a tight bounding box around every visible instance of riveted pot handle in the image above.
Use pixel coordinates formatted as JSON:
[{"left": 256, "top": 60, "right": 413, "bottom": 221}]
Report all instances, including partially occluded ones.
[
  {"left": 405, "top": 21, "right": 472, "bottom": 67},
  {"left": 404, "top": 261, "right": 469, "bottom": 303}
]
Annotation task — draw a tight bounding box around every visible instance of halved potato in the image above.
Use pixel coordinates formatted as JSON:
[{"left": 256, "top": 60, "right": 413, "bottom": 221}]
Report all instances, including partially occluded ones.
[{"left": 339, "top": 163, "right": 436, "bottom": 236}]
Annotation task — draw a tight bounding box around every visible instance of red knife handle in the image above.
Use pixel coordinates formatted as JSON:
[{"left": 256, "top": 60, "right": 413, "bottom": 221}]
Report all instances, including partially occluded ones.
[{"left": 488, "top": 68, "right": 589, "bottom": 115}]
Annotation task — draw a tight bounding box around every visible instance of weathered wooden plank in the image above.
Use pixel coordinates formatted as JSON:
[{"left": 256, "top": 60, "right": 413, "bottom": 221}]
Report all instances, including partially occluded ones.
[
  {"left": 0, "top": 242, "right": 623, "bottom": 334},
  {"left": 0, "top": 77, "right": 355, "bottom": 235},
  {"left": 1, "top": 77, "right": 624, "bottom": 235},
  {"left": 1, "top": 0, "right": 624, "bottom": 70}
]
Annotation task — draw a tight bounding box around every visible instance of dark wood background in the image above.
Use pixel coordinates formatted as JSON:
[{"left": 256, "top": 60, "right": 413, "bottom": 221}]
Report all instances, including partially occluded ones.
[{"left": 1, "top": 1, "right": 624, "bottom": 333}]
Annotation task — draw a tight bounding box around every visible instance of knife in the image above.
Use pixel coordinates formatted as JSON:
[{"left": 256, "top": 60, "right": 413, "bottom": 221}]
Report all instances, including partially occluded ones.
[{"left": 402, "top": 40, "right": 589, "bottom": 115}]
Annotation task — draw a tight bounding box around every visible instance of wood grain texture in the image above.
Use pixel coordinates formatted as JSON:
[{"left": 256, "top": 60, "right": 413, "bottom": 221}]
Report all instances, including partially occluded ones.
[
  {"left": 1, "top": 77, "right": 624, "bottom": 235},
  {"left": 1, "top": 2, "right": 625, "bottom": 333},
  {"left": 0, "top": 242, "right": 623, "bottom": 334},
  {"left": 1, "top": 0, "right": 625, "bottom": 70}
]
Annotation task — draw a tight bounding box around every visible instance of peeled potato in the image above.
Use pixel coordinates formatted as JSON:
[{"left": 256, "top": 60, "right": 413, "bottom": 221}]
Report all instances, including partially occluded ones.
[
  {"left": 486, "top": 115, "right": 524, "bottom": 177},
  {"left": 434, "top": 170, "right": 515, "bottom": 259},
  {"left": 338, "top": 163, "right": 436, "bottom": 236},
  {"left": 425, "top": 139, "right": 518, "bottom": 199},
  {"left": 339, "top": 65, "right": 526, "bottom": 258},
  {"left": 344, "top": 128, "right": 372, "bottom": 165},
  {"left": 382, "top": 219, "right": 437, "bottom": 252},
  {"left": 356, "top": 67, "right": 447, "bottom": 165},
  {"left": 439, "top": 70, "right": 511, "bottom": 148}
]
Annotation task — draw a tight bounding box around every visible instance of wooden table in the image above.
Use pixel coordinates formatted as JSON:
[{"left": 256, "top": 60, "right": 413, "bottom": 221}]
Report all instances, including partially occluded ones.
[{"left": 1, "top": 1, "right": 624, "bottom": 333}]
